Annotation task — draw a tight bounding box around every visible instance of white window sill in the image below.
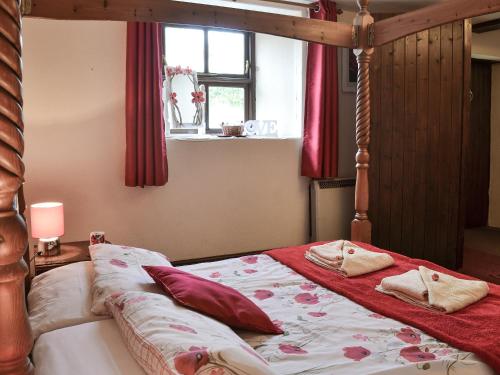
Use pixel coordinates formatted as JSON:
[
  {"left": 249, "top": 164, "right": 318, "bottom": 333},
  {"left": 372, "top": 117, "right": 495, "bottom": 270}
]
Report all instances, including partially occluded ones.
[{"left": 166, "top": 134, "right": 301, "bottom": 141}]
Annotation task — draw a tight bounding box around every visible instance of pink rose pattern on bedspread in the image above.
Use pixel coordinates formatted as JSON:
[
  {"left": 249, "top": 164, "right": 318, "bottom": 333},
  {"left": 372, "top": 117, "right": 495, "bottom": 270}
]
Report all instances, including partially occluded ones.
[
  {"left": 107, "top": 291, "right": 276, "bottom": 375},
  {"left": 179, "top": 255, "right": 493, "bottom": 375}
]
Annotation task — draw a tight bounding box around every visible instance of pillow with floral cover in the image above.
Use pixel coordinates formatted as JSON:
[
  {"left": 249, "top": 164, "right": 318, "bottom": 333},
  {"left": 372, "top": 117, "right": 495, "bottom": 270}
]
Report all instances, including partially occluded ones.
[
  {"left": 89, "top": 243, "right": 171, "bottom": 315},
  {"left": 106, "top": 291, "right": 277, "bottom": 375}
]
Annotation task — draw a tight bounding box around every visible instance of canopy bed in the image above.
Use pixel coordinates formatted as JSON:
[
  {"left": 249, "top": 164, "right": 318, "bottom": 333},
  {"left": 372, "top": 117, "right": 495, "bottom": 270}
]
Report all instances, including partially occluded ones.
[{"left": 0, "top": 0, "right": 500, "bottom": 374}]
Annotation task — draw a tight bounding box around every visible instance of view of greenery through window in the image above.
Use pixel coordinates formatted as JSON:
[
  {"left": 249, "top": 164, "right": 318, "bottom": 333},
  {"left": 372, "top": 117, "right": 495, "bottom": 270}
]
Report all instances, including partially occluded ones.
[
  {"left": 208, "top": 87, "right": 245, "bottom": 129},
  {"left": 165, "top": 26, "right": 254, "bottom": 132}
]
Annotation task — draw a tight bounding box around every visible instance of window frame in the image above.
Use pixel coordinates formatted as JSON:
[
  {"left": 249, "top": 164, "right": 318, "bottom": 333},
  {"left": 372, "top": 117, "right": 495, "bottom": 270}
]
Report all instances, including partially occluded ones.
[{"left": 164, "top": 24, "right": 256, "bottom": 134}]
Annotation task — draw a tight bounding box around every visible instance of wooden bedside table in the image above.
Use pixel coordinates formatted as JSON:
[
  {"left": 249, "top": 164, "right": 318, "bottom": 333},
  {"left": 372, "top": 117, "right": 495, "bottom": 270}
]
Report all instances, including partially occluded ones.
[{"left": 33, "top": 241, "right": 91, "bottom": 276}]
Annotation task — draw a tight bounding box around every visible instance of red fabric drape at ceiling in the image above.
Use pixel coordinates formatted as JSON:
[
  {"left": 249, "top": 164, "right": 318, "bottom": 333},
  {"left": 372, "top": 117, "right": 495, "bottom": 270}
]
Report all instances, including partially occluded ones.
[
  {"left": 301, "top": 0, "right": 339, "bottom": 179},
  {"left": 125, "top": 22, "right": 168, "bottom": 187}
]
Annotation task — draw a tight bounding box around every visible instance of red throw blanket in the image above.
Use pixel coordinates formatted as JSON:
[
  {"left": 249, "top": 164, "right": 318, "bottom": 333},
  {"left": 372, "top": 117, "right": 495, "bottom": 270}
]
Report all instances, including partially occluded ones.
[{"left": 265, "top": 242, "right": 500, "bottom": 373}]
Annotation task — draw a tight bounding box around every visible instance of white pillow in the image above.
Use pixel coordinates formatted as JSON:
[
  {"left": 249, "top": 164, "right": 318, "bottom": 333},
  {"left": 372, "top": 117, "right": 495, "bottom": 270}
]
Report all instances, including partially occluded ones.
[
  {"left": 28, "top": 261, "right": 108, "bottom": 340},
  {"left": 107, "top": 291, "right": 277, "bottom": 375},
  {"left": 90, "top": 243, "right": 171, "bottom": 315}
]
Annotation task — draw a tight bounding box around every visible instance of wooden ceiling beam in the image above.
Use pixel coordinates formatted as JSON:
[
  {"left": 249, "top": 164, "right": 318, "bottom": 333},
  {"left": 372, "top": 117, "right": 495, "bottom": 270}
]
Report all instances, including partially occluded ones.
[
  {"left": 26, "top": 0, "right": 354, "bottom": 48},
  {"left": 373, "top": 0, "right": 500, "bottom": 46},
  {"left": 472, "top": 18, "right": 500, "bottom": 33}
]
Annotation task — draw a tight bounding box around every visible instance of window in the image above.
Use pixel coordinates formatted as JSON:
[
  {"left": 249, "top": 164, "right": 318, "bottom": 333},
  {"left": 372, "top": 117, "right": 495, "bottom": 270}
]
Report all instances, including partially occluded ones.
[{"left": 164, "top": 26, "right": 255, "bottom": 133}]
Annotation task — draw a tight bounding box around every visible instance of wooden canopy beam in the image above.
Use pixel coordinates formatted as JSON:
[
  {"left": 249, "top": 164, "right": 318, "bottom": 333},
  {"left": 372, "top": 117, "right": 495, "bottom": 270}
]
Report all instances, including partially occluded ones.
[
  {"left": 26, "top": 0, "right": 354, "bottom": 48},
  {"left": 374, "top": 0, "right": 500, "bottom": 46}
]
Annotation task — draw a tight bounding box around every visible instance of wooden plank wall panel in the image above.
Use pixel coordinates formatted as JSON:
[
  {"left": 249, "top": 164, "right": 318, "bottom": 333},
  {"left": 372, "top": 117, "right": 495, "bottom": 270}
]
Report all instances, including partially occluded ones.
[
  {"left": 376, "top": 43, "right": 395, "bottom": 245},
  {"left": 413, "top": 30, "right": 429, "bottom": 260},
  {"left": 447, "top": 21, "right": 464, "bottom": 267},
  {"left": 389, "top": 38, "right": 405, "bottom": 251},
  {"left": 456, "top": 19, "right": 472, "bottom": 269},
  {"left": 369, "top": 21, "right": 469, "bottom": 269},
  {"left": 437, "top": 23, "right": 453, "bottom": 266},
  {"left": 402, "top": 34, "right": 417, "bottom": 256},
  {"left": 369, "top": 46, "right": 382, "bottom": 244},
  {"left": 425, "top": 26, "right": 442, "bottom": 264}
]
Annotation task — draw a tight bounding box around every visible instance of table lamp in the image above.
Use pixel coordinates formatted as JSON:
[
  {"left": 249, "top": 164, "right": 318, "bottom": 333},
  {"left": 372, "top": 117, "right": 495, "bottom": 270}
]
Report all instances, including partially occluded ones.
[{"left": 30, "top": 202, "right": 64, "bottom": 256}]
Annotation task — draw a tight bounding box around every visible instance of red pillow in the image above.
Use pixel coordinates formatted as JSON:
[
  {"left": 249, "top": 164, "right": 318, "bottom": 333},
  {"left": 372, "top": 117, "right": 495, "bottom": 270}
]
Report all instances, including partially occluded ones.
[{"left": 143, "top": 266, "right": 283, "bottom": 335}]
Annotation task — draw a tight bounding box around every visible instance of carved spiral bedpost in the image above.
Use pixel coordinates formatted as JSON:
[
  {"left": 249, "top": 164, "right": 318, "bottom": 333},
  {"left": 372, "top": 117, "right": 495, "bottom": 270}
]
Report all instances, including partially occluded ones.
[
  {"left": 0, "top": 0, "right": 34, "bottom": 374},
  {"left": 351, "top": 0, "right": 374, "bottom": 244}
]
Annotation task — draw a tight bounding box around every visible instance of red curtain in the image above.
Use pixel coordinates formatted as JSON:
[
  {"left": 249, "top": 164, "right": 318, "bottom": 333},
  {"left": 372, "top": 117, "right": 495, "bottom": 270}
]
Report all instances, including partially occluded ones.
[
  {"left": 125, "top": 23, "right": 168, "bottom": 187},
  {"left": 301, "top": 0, "right": 339, "bottom": 179}
]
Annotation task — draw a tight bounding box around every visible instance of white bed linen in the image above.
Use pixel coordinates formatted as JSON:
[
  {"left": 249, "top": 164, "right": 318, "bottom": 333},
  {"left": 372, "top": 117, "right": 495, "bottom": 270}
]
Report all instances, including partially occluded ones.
[
  {"left": 28, "top": 261, "right": 109, "bottom": 339},
  {"left": 33, "top": 320, "right": 145, "bottom": 375},
  {"left": 180, "top": 255, "right": 495, "bottom": 375},
  {"left": 33, "top": 255, "right": 495, "bottom": 375}
]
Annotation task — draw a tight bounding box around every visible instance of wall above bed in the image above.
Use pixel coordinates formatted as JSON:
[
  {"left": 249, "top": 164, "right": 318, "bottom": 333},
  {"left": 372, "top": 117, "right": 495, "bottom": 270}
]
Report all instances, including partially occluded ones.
[{"left": 22, "top": 19, "right": 310, "bottom": 260}]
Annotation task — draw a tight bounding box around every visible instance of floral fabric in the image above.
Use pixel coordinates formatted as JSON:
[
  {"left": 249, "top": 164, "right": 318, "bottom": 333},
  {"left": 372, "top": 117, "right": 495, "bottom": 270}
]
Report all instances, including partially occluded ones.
[
  {"left": 106, "top": 291, "right": 277, "bottom": 375},
  {"left": 89, "top": 244, "right": 171, "bottom": 315},
  {"left": 180, "top": 255, "right": 494, "bottom": 375}
]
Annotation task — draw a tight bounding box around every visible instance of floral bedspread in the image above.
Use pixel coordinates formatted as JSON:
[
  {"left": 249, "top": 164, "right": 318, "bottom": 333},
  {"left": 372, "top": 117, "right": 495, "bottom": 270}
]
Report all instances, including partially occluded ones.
[{"left": 180, "top": 255, "right": 494, "bottom": 375}]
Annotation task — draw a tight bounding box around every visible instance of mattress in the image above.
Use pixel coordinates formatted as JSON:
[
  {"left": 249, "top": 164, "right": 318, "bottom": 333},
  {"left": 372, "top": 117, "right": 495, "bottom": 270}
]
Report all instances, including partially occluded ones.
[{"left": 32, "top": 255, "right": 495, "bottom": 375}]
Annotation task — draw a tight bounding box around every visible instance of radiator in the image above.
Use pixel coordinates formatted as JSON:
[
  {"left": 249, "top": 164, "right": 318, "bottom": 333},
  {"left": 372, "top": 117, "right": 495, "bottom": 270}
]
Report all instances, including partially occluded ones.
[{"left": 310, "top": 178, "right": 356, "bottom": 242}]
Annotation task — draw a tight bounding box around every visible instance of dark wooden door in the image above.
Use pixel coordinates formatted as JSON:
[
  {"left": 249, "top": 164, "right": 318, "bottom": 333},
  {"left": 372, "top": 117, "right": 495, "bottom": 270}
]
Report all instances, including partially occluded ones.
[
  {"left": 368, "top": 20, "right": 471, "bottom": 269},
  {"left": 466, "top": 60, "right": 491, "bottom": 228}
]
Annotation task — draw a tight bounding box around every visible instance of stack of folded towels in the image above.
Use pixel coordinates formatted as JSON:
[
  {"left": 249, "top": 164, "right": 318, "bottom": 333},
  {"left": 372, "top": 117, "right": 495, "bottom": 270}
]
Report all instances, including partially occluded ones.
[
  {"left": 305, "top": 240, "right": 395, "bottom": 277},
  {"left": 376, "top": 266, "right": 490, "bottom": 313}
]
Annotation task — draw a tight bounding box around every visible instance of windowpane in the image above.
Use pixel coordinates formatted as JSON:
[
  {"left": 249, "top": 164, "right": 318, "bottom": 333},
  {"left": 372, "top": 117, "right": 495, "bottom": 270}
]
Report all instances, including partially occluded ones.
[
  {"left": 208, "top": 87, "right": 245, "bottom": 129},
  {"left": 208, "top": 31, "right": 245, "bottom": 75},
  {"left": 165, "top": 27, "right": 204, "bottom": 72}
]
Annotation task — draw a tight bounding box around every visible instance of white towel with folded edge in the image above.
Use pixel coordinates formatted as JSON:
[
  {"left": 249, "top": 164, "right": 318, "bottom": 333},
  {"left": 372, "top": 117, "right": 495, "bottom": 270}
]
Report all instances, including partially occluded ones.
[
  {"left": 380, "top": 270, "right": 428, "bottom": 301},
  {"left": 340, "top": 244, "right": 395, "bottom": 277},
  {"left": 306, "top": 240, "right": 394, "bottom": 277},
  {"left": 309, "top": 240, "right": 344, "bottom": 262},
  {"left": 419, "top": 266, "right": 489, "bottom": 313},
  {"left": 376, "top": 266, "right": 490, "bottom": 313}
]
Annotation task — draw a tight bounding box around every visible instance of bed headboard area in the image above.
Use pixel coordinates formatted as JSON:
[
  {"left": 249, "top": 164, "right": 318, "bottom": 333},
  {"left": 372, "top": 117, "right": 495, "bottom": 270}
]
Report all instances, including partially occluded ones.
[{"left": 1, "top": 0, "right": 500, "bottom": 373}]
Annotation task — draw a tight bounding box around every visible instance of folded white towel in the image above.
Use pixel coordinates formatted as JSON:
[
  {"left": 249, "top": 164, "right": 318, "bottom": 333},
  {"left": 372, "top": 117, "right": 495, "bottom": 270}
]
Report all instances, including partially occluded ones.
[
  {"left": 340, "top": 244, "right": 395, "bottom": 277},
  {"left": 309, "top": 240, "right": 344, "bottom": 262},
  {"left": 419, "top": 266, "right": 489, "bottom": 313},
  {"left": 306, "top": 240, "right": 394, "bottom": 277},
  {"left": 305, "top": 251, "right": 342, "bottom": 270},
  {"left": 376, "top": 266, "right": 490, "bottom": 313},
  {"left": 380, "top": 270, "right": 428, "bottom": 301}
]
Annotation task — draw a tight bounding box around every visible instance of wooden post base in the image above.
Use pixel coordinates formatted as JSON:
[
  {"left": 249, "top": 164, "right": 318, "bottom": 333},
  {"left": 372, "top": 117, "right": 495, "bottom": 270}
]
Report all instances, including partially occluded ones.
[
  {"left": 351, "top": 219, "right": 372, "bottom": 244},
  {"left": 0, "top": 358, "right": 33, "bottom": 375}
]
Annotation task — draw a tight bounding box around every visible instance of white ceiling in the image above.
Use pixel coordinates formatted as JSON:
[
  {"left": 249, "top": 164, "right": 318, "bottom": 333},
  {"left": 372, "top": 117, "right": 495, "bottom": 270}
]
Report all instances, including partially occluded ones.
[{"left": 472, "top": 12, "right": 500, "bottom": 24}]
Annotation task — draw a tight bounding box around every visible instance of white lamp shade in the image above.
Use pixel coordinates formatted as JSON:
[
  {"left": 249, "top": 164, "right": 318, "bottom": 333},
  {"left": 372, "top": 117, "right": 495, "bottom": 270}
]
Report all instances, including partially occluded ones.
[{"left": 30, "top": 202, "right": 64, "bottom": 239}]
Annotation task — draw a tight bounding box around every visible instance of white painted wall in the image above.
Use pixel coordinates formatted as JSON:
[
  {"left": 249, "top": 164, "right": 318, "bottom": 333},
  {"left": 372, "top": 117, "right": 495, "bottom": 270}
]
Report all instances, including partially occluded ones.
[
  {"left": 255, "top": 34, "right": 305, "bottom": 137},
  {"left": 472, "top": 30, "right": 500, "bottom": 61},
  {"left": 337, "top": 11, "right": 357, "bottom": 178},
  {"left": 22, "top": 19, "right": 309, "bottom": 260}
]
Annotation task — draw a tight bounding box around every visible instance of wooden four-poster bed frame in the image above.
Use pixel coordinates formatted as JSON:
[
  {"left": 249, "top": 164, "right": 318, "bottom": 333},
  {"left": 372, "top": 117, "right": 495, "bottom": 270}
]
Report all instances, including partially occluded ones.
[{"left": 0, "top": 0, "right": 499, "bottom": 373}]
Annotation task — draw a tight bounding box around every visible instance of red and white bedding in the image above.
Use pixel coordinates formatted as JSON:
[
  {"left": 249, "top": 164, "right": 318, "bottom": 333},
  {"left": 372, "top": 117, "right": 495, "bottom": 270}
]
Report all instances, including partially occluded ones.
[
  {"left": 30, "top": 249, "right": 496, "bottom": 375},
  {"left": 180, "top": 254, "right": 494, "bottom": 375}
]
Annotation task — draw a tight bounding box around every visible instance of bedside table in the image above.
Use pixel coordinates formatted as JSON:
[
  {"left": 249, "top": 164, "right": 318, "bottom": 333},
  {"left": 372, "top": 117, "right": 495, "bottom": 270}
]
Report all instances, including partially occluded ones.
[{"left": 34, "top": 241, "right": 91, "bottom": 276}]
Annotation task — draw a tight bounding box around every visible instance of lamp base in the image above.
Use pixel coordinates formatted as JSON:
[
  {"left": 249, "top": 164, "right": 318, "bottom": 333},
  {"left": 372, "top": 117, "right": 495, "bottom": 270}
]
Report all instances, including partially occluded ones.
[{"left": 37, "top": 238, "right": 61, "bottom": 257}]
